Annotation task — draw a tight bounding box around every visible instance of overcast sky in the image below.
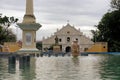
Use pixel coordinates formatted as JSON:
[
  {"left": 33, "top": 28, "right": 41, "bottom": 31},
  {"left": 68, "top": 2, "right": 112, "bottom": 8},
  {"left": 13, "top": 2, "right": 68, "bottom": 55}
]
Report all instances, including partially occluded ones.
[{"left": 0, "top": 0, "right": 111, "bottom": 41}]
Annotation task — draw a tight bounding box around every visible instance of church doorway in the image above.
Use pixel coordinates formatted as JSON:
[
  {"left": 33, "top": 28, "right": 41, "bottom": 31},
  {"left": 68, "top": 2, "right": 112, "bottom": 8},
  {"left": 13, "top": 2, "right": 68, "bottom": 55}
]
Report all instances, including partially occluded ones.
[{"left": 65, "top": 46, "right": 71, "bottom": 53}]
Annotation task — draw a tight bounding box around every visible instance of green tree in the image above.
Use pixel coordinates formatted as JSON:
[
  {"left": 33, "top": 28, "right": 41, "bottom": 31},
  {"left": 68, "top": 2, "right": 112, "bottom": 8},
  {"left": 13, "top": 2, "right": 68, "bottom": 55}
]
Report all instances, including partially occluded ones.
[
  {"left": 91, "top": 0, "right": 120, "bottom": 52},
  {"left": 91, "top": 29, "right": 99, "bottom": 42},
  {"left": 92, "top": 10, "right": 120, "bottom": 52},
  {"left": 36, "top": 41, "right": 42, "bottom": 50},
  {"left": 111, "top": 0, "right": 120, "bottom": 10},
  {"left": 0, "top": 15, "right": 18, "bottom": 44}
]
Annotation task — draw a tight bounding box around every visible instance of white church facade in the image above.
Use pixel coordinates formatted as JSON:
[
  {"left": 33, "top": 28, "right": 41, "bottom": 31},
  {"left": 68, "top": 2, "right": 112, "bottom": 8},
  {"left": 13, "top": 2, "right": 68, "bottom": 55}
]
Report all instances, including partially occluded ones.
[{"left": 42, "top": 23, "right": 94, "bottom": 52}]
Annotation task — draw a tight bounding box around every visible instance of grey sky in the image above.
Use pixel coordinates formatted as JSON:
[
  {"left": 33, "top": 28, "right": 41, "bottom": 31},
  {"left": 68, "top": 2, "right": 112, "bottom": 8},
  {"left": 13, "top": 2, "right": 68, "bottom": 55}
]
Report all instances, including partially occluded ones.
[{"left": 0, "top": 0, "right": 111, "bottom": 40}]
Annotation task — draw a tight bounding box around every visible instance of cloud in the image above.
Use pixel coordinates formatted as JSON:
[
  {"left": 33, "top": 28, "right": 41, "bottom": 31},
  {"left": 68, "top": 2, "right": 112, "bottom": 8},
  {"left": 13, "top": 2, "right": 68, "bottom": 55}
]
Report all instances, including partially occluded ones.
[
  {"left": 35, "top": 0, "right": 110, "bottom": 25},
  {"left": 0, "top": 0, "right": 111, "bottom": 25},
  {"left": 0, "top": 0, "right": 111, "bottom": 40}
]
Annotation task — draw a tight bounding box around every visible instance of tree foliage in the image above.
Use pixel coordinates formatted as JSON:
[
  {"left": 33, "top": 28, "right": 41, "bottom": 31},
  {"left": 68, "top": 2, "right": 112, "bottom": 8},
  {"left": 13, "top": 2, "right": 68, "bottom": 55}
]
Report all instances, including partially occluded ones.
[
  {"left": 36, "top": 41, "right": 42, "bottom": 50},
  {"left": 111, "top": 0, "right": 120, "bottom": 10},
  {"left": 0, "top": 15, "right": 18, "bottom": 44},
  {"left": 92, "top": 10, "right": 120, "bottom": 52},
  {"left": 91, "top": 0, "right": 120, "bottom": 52},
  {"left": 91, "top": 29, "right": 99, "bottom": 42}
]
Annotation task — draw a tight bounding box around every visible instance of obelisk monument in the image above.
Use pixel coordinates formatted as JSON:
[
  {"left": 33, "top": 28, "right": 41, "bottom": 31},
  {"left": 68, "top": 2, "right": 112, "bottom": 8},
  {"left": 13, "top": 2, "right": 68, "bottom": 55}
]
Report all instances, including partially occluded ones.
[
  {"left": 23, "top": 0, "right": 35, "bottom": 23},
  {"left": 17, "top": 0, "right": 41, "bottom": 54}
]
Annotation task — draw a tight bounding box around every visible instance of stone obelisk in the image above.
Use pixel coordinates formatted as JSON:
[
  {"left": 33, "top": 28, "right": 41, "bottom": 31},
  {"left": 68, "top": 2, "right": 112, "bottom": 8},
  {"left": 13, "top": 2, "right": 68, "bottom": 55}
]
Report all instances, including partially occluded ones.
[
  {"left": 23, "top": 0, "right": 35, "bottom": 23},
  {"left": 17, "top": 0, "right": 41, "bottom": 54}
]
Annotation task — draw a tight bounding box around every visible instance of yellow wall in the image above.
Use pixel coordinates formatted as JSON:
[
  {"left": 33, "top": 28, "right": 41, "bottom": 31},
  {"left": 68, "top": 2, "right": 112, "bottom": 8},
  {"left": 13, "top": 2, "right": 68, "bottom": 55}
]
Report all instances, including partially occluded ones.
[
  {"left": 86, "top": 42, "right": 108, "bottom": 52},
  {"left": 0, "top": 48, "right": 2, "bottom": 52},
  {"left": 2, "top": 42, "right": 21, "bottom": 52}
]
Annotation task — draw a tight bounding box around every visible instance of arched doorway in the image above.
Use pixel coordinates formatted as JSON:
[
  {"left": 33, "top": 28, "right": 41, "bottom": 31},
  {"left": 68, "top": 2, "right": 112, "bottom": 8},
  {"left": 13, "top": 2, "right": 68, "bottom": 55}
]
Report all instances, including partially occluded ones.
[{"left": 65, "top": 46, "right": 71, "bottom": 53}]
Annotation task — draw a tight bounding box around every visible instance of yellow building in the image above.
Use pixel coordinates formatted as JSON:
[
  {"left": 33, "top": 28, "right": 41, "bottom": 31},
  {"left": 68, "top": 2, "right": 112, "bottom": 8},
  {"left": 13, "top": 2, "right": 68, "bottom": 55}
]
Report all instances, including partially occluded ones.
[
  {"left": 1, "top": 42, "right": 107, "bottom": 53},
  {"left": 0, "top": 45, "right": 3, "bottom": 52},
  {"left": 2, "top": 42, "right": 22, "bottom": 53},
  {"left": 86, "top": 42, "right": 108, "bottom": 52}
]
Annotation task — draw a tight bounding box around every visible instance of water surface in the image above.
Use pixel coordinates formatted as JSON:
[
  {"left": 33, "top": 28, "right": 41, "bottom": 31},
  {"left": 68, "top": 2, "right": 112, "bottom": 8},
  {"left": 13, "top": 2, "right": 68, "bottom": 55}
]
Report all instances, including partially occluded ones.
[{"left": 0, "top": 54, "right": 120, "bottom": 80}]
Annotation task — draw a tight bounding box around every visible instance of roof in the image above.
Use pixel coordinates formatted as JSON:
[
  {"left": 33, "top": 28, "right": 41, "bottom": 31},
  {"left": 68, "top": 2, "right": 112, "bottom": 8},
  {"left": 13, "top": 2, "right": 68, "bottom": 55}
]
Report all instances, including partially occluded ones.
[{"left": 54, "top": 23, "right": 83, "bottom": 36}]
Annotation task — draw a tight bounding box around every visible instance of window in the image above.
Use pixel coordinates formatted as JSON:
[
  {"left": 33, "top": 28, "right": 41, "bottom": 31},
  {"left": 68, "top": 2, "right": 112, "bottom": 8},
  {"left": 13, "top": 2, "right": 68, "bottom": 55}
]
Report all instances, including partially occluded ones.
[
  {"left": 67, "top": 31, "right": 70, "bottom": 34},
  {"left": 76, "top": 38, "right": 78, "bottom": 41},
  {"left": 67, "top": 37, "right": 70, "bottom": 42},
  {"left": 84, "top": 48, "right": 88, "bottom": 51},
  {"left": 103, "top": 46, "right": 106, "bottom": 48},
  {"left": 59, "top": 39, "right": 62, "bottom": 42}
]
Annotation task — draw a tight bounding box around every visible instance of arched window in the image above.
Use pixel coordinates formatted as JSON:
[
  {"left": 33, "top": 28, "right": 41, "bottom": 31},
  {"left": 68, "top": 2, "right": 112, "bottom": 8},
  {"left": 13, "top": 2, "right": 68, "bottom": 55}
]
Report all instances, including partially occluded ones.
[
  {"left": 76, "top": 38, "right": 78, "bottom": 41},
  {"left": 67, "top": 37, "right": 70, "bottom": 42},
  {"left": 67, "top": 31, "right": 70, "bottom": 34},
  {"left": 59, "top": 38, "right": 62, "bottom": 42}
]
